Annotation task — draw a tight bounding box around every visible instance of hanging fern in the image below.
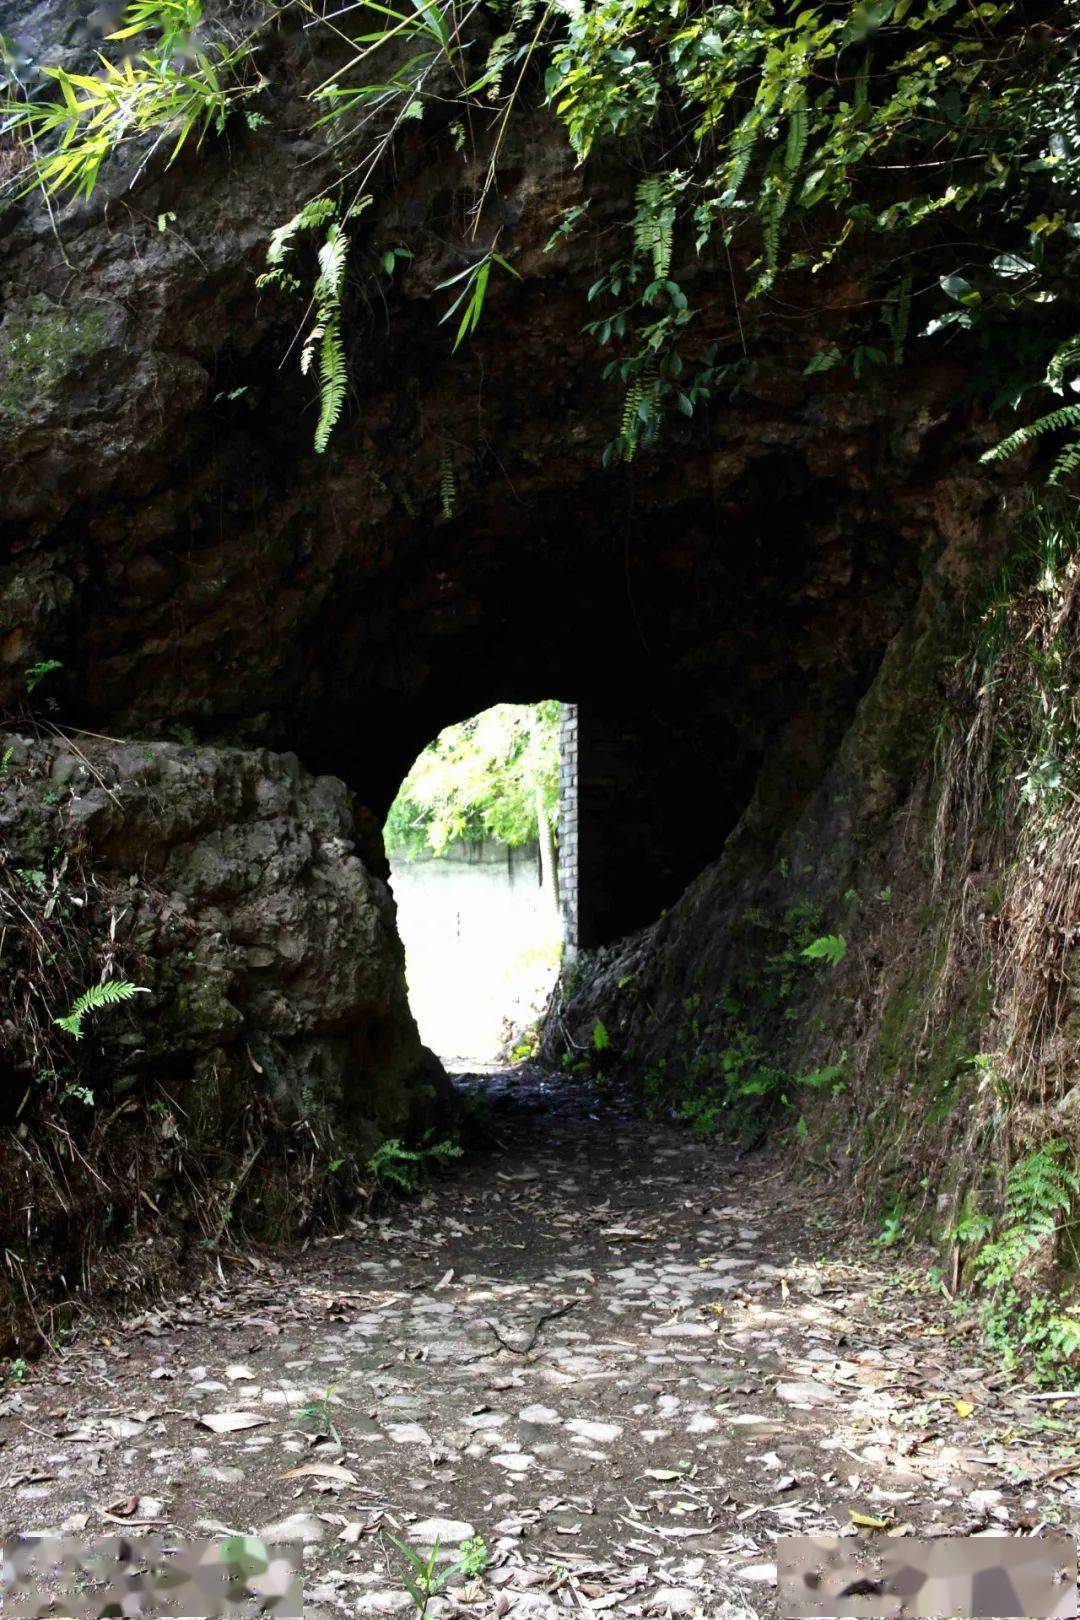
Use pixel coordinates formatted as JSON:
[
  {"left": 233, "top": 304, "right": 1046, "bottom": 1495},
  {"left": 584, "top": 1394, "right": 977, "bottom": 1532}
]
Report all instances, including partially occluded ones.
[
  {"left": 314, "top": 220, "right": 348, "bottom": 305},
  {"left": 265, "top": 197, "right": 337, "bottom": 268},
  {"left": 783, "top": 96, "right": 807, "bottom": 185},
  {"left": 258, "top": 206, "right": 359, "bottom": 455},
  {"left": 1046, "top": 336, "right": 1080, "bottom": 391},
  {"left": 481, "top": 30, "right": 515, "bottom": 100},
  {"left": 884, "top": 274, "right": 913, "bottom": 367},
  {"left": 614, "top": 369, "right": 662, "bottom": 463},
  {"left": 633, "top": 176, "right": 676, "bottom": 280},
  {"left": 719, "top": 111, "right": 757, "bottom": 205},
  {"left": 313, "top": 314, "right": 347, "bottom": 454},
  {"left": 982, "top": 334, "right": 1080, "bottom": 486},
  {"left": 1049, "top": 439, "right": 1080, "bottom": 486},
  {"left": 981, "top": 403, "right": 1080, "bottom": 471},
  {"left": 439, "top": 448, "right": 456, "bottom": 520},
  {"left": 54, "top": 979, "right": 148, "bottom": 1040}
]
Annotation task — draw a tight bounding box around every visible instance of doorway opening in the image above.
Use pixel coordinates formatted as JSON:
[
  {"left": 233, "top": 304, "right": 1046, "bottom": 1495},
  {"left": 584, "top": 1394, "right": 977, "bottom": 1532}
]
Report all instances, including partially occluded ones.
[{"left": 385, "top": 701, "right": 565, "bottom": 1068}]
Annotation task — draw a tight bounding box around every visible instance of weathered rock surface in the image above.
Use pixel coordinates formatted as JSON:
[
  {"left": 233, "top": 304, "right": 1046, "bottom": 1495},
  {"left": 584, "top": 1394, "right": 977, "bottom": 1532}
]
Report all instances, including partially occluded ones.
[
  {"left": 0, "top": 0, "right": 1014, "bottom": 838},
  {"left": 0, "top": 0, "right": 1056, "bottom": 1328},
  {"left": 0, "top": 731, "right": 443, "bottom": 1343}
]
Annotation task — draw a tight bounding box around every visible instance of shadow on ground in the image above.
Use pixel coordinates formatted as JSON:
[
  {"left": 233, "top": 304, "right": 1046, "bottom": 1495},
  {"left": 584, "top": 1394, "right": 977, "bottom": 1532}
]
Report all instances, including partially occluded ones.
[{"left": 1, "top": 1069, "right": 1077, "bottom": 1618}]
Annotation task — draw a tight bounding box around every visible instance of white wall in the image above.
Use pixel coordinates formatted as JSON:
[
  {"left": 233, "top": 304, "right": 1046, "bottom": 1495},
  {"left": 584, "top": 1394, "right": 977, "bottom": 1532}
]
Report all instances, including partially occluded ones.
[{"left": 389, "top": 840, "right": 562, "bottom": 1066}]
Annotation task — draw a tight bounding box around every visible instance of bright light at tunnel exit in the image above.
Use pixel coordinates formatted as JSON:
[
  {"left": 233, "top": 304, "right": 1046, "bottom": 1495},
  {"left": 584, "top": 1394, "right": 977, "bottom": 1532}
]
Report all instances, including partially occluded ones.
[{"left": 384, "top": 701, "right": 565, "bottom": 1067}]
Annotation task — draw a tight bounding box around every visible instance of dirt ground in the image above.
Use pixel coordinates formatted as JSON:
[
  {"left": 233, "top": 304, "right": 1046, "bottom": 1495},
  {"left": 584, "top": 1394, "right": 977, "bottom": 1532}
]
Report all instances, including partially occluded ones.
[{"left": 2, "top": 1069, "right": 1078, "bottom": 1618}]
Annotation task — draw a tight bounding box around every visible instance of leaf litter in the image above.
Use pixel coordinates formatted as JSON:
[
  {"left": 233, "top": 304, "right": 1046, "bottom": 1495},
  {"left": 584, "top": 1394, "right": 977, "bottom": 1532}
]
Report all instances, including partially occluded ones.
[{"left": 1, "top": 1067, "right": 1078, "bottom": 1616}]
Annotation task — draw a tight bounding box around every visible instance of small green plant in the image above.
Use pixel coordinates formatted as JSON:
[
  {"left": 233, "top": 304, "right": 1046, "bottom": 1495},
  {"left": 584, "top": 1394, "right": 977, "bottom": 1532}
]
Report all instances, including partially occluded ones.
[
  {"left": 982, "top": 334, "right": 1080, "bottom": 487},
  {"left": 366, "top": 1132, "right": 462, "bottom": 1194},
  {"left": 802, "top": 933, "right": 847, "bottom": 966},
  {"left": 971, "top": 1143, "right": 1079, "bottom": 1291},
  {"left": 54, "top": 979, "right": 149, "bottom": 1040},
  {"left": 796, "top": 1062, "right": 845, "bottom": 1095},
  {"left": 958, "top": 1141, "right": 1080, "bottom": 1385},
  {"left": 437, "top": 251, "right": 520, "bottom": 352},
  {"left": 387, "top": 1535, "right": 457, "bottom": 1618},
  {"left": 457, "top": 1536, "right": 490, "bottom": 1578},
  {"left": 291, "top": 1384, "right": 338, "bottom": 1441},
  {"left": 25, "top": 659, "right": 62, "bottom": 693},
  {"left": 3, "top": 1357, "right": 29, "bottom": 1384},
  {"left": 592, "top": 1019, "right": 610, "bottom": 1052},
  {"left": 60, "top": 1081, "right": 96, "bottom": 1107}
]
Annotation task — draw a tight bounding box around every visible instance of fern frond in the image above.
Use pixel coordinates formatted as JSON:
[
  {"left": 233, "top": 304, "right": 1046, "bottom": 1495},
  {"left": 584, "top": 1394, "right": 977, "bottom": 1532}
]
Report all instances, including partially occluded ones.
[
  {"left": 266, "top": 197, "right": 337, "bottom": 267},
  {"left": 634, "top": 175, "right": 675, "bottom": 279},
  {"left": 314, "top": 222, "right": 349, "bottom": 305},
  {"left": 761, "top": 181, "right": 784, "bottom": 272},
  {"left": 55, "top": 979, "right": 148, "bottom": 1039},
  {"left": 1046, "top": 334, "right": 1080, "bottom": 391},
  {"left": 482, "top": 30, "right": 514, "bottom": 99},
  {"left": 300, "top": 318, "right": 325, "bottom": 377},
  {"left": 721, "top": 111, "right": 757, "bottom": 202},
  {"left": 314, "top": 313, "right": 347, "bottom": 454},
  {"left": 1049, "top": 439, "right": 1080, "bottom": 486},
  {"left": 620, "top": 380, "right": 646, "bottom": 460},
  {"left": 439, "top": 448, "right": 456, "bottom": 520},
  {"left": 981, "top": 403, "right": 1080, "bottom": 465},
  {"left": 884, "top": 273, "right": 912, "bottom": 366},
  {"left": 783, "top": 97, "right": 807, "bottom": 182}
]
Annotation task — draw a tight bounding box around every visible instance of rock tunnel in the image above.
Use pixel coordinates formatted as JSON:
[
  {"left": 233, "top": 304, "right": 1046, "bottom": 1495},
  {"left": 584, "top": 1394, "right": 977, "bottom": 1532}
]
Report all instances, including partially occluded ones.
[
  {"left": 3, "top": 0, "right": 1080, "bottom": 1579},
  {"left": 0, "top": 0, "right": 1027, "bottom": 1352}
]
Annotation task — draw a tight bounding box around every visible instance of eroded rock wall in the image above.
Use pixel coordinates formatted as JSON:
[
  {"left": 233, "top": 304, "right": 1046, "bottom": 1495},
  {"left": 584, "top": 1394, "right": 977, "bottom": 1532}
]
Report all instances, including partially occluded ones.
[{"left": 0, "top": 733, "right": 442, "bottom": 1344}]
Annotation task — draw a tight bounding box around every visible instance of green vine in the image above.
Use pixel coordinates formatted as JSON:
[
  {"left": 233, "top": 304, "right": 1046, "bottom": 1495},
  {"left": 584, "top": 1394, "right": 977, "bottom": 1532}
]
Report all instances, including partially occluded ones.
[{"left": 2, "top": 0, "right": 1077, "bottom": 467}]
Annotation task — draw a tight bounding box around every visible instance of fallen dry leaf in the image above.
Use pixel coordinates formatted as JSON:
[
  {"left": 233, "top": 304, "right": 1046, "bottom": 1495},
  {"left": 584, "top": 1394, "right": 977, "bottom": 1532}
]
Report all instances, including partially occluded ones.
[
  {"left": 279, "top": 1463, "right": 358, "bottom": 1485},
  {"left": 196, "top": 1411, "right": 269, "bottom": 1434},
  {"left": 849, "top": 1509, "right": 891, "bottom": 1530}
]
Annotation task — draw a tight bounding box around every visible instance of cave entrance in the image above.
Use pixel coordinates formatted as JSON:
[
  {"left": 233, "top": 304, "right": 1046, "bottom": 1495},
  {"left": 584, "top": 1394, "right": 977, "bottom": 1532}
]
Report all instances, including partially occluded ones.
[{"left": 385, "top": 701, "right": 565, "bottom": 1068}]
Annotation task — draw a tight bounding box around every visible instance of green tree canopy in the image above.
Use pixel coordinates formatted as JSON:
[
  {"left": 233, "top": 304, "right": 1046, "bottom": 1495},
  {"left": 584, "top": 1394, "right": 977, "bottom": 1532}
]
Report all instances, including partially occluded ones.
[{"left": 385, "top": 701, "right": 560, "bottom": 859}]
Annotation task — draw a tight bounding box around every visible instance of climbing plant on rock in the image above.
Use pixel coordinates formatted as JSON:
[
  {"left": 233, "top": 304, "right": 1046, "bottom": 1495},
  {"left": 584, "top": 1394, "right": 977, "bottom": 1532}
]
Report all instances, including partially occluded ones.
[{"left": 1, "top": 0, "right": 1077, "bottom": 466}]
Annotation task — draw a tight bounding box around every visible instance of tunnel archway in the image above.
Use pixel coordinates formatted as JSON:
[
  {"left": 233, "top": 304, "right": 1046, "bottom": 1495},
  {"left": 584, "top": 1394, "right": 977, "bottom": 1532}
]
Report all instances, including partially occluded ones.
[{"left": 384, "top": 700, "right": 565, "bottom": 1066}]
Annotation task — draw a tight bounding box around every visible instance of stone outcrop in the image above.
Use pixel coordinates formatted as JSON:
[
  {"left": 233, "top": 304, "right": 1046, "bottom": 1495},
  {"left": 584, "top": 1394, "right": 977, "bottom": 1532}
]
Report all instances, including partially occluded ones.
[
  {"left": 0, "top": 732, "right": 443, "bottom": 1343},
  {"left": 0, "top": 0, "right": 1053, "bottom": 1332}
]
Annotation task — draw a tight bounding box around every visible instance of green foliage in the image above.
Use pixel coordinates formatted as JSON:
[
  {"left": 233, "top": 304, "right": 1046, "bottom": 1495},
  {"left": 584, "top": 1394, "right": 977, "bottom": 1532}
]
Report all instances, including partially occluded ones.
[
  {"left": 981, "top": 333, "right": 1080, "bottom": 485},
  {"left": 438, "top": 448, "right": 456, "bottom": 520},
  {"left": 53, "top": 978, "right": 148, "bottom": 1040},
  {"left": 385, "top": 700, "right": 559, "bottom": 858},
  {"left": 802, "top": 933, "right": 847, "bottom": 965},
  {"left": 8, "top": 0, "right": 1076, "bottom": 466},
  {"left": 25, "top": 659, "right": 62, "bottom": 693},
  {"left": 637, "top": 901, "right": 849, "bottom": 1140},
  {"left": 366, "top": 1132, "right": 462, "bottom": 1193},
  {"left": 458, "top": 1536, "right": 490, "bottom": 1578},
  {"left": 1, "top": 0, "right": 255, "bottom": 199},
  {"left": 109, "top": 0, "right": 203, "bottom": 51},
  {"left": 970, "top": 1142, "right": 1079, "bottom": 1292},
  {"left": 437, "top": 251, "right": 520, "bottom": 351},
  {"left": 874, "top": 1206, "right": 903, "bottom": 1247},
  {"left": 592, "top": 1019, "right": 610, "bottom": 1052},
  {"left": 389, "top": 1528, "right": 493, "bottom": 1616},
  {"left": 290, "top": 1384, "right": 339, "bottom": 1441},
  {"left": 388, "top": 1535, "right": 462, "bottom": 1618},
  {"left": 257, "top": 199, "right": 365, "bottom": 454},
  {"left": 797, "top": 1061, "right": 845, "bottom": 1093},
  {"left": 955, "top": 1142, "right": 1080, "bottom": 1385}
]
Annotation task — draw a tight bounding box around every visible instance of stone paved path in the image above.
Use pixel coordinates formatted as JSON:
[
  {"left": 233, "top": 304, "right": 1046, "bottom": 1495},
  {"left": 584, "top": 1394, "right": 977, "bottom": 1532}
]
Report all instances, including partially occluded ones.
[{"left": 2, "top": 1069, "right": 1078, "bottom": 1618}]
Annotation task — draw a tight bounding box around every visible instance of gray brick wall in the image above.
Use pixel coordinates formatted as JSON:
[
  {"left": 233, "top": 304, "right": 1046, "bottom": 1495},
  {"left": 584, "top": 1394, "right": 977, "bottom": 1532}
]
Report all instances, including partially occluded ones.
[{"left": 557, "top": 702, "right": 579, "bottom": 955}]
